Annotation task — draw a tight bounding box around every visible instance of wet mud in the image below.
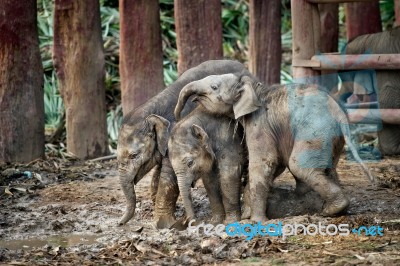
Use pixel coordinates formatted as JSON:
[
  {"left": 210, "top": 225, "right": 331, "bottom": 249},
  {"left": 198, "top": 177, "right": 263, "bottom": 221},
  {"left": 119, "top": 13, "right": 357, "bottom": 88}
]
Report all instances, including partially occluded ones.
[{"left": 0, "top": 155, "right": 399, "bottom": 265}]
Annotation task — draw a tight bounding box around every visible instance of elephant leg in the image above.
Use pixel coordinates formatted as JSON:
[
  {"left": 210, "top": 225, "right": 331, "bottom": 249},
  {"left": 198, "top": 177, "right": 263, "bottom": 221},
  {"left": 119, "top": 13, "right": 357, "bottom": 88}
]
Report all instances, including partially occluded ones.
[
  {"left": 289, "top": 160, "right": 349, "bottom": 216},
  {"left": 202, "top": 172, "right": 225, "bottom": 225},
  {"left": 219, "top": 163, "right": 242, "bottom": 224},
  {"left": 242, "top": 165, "right": 285, "bottom": 220},
  {"left": 154, "top": 157, "right": 179, "bottom": 229},
  {"left": 248, "top": 159, "right": 276, "bottom": 222},
  {"left": 242, "top": 182, "right": 251, "bottom": 220},
  {"left": 149, "top": 164, "right": 161, "bottom": 205},
  {"left": 378, "top": 125, "right": 400, "bottom": 155},
  {"left": 328, "top": 168, "right": 340, "bottom": 185}
]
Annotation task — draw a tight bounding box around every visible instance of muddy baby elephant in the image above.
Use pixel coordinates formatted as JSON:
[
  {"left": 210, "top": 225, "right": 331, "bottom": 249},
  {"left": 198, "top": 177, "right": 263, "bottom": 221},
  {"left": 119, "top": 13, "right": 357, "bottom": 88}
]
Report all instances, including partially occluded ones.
[
  {"left": 117, "top": 60, "right": 248, "bottom": 228},
  {"left": 174, "top": 73, "right": 375, "bottom": 222},
  {"left": 168, "top": 106, "right": 246, "bottom": 224}
]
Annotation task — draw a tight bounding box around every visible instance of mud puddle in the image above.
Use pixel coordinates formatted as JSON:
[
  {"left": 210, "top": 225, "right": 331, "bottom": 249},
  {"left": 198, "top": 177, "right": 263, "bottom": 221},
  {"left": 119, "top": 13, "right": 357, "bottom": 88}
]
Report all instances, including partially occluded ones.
[{"left": 0, "top": 234, "right": 102, "bottom": 250}]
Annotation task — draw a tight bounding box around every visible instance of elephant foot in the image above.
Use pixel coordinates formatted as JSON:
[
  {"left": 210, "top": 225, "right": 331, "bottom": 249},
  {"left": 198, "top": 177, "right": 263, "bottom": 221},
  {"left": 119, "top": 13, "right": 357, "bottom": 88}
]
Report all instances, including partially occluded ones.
[
  {"left": 250, "top": 214, "right": 267, "bottom": 223},
  {"left": 241, "top": 206, "right": 251, "bottom": 220},
  {"left": 210, "top": 214, "right": 225, "bottom": 225},
  {"left": 225, "top": 212, "right": 241, "bottom": 224},
  {"left": 156, "top": 215, "right": 177, "bottom": 229},
  {"left": 322, "top": 194, "right": 349, "bottom": 216}
]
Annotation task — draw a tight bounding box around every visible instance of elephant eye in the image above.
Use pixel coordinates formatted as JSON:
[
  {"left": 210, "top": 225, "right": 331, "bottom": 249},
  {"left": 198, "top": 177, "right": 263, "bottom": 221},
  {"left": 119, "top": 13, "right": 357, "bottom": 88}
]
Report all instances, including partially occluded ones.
[
  {"left": 211, "top": 84, "right": 218, "bottom": 91},
  {"left": 129, "top": 152, "right": 140, "bottom": 160},
  {"left": 187, "top": 160, "right": 194, "bottom": 168}
]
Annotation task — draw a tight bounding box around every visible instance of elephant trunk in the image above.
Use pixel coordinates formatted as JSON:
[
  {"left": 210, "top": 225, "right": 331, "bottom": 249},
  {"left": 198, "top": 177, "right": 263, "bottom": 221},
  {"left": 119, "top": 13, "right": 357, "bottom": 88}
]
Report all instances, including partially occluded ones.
[
  {"left": 118, "top": 167, "right": 137, "bottom": 225},
  {"left": 176, "top": 172, "right": 195, "bottom": 219},
  {"left": 174, "top": 82, "right": 206, "bottom": 121}
]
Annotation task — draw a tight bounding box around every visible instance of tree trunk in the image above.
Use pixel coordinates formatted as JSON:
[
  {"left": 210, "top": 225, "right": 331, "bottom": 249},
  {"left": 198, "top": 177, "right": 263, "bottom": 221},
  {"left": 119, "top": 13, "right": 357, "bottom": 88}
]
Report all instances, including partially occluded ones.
[
  {"left": 319, "top": 3, "right": 338, "bottom": 53},
  {"left": 249, "top": 0, "right": 281, "bottom": 85},
  {"left": 395, "top": 0, "right": 400, "bottom": 27},
  {"left": 345, "top": 2, "right": 382, "bottom": 41},
  {"left": 174, "top": 0, "right": 223, "bottom": 74},
  {"left": 0, "top": 0, "right": 44, "bottom": 163},
  {"left": 53, "top": 0, "right": 108, "bottom": 159},
  {"left": 119, "top": 0, "right": 164, "bottom": 114}
]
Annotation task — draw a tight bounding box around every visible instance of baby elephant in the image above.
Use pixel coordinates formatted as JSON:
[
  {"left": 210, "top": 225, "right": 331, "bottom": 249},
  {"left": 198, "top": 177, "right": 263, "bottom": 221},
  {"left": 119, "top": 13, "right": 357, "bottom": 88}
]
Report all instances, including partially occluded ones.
[
  {"left": 168, "top": 106, "right": 246, "bottom": 224},
  {"left": 174, "top": 73, "right": 375, "bottom": 222}
]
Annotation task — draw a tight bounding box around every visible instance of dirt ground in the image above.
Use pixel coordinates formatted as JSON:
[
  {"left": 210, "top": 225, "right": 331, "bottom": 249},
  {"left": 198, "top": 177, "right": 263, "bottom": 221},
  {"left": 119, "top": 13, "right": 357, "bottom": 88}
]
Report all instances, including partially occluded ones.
[{"left": 0, "top": 152, "right": 399, "bottom": 265}]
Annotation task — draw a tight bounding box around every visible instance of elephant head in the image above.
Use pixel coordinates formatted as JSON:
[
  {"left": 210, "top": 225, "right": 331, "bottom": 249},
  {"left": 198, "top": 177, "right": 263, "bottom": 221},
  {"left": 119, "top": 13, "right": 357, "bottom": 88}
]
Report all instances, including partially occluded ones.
[
  {"left": 168, "top": 124, "right": 215, "bottom": 220},
  {"left": 174, "top": 73, "right": 261, "bottom": 121},
  {"left": 117, "top": 114, "right": 170, "bottom": 225}
]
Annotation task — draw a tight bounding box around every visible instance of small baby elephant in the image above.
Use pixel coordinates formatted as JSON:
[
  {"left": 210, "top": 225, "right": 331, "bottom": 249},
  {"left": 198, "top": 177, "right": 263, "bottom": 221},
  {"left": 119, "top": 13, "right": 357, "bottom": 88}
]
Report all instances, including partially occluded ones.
[{"left": 168, "top": 106, "right": 246, "bottom": 224}]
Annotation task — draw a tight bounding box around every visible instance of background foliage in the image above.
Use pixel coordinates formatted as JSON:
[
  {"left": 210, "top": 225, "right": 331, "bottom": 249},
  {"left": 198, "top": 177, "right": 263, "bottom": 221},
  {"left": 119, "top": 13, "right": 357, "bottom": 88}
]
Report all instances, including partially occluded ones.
[{"left": 37, "top": 0, "right": 396, "bottom": 150}]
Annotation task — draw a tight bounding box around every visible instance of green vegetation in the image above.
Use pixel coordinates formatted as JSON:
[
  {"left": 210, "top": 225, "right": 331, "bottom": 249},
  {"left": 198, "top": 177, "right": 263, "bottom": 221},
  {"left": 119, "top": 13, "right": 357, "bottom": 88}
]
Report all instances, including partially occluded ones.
[{"left": 37, "top": 0, "right": 396, "bottom": 149}]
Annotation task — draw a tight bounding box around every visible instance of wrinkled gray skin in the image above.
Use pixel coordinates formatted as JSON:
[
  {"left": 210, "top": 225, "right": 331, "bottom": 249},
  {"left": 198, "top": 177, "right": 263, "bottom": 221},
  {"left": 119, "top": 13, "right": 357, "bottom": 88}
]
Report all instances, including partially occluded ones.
[
  {"left": 117, "top": 60, "right": 248, "bottom": 228},
  {"left": 168, "top": 106, "right": 246, "bottom": 224},
  {"left": 174, "top": 73, "right": 375, "bottom": 222},
  {"left": 337, "top": 27, "right": 400, "bottom": 155}
]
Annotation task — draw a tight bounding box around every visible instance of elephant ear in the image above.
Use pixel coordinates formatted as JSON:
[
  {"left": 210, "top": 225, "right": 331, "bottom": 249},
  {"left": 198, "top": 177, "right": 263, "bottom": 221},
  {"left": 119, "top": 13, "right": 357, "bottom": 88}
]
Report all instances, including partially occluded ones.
[
  {"left": 233, "top": 76, "right": 261, "bottom": 119},
  {"left": 191, "top": 124, "right": 214, "bottom": 158},
  {"left": 146, "top": 115, "right": 170, "bottom": 156}
]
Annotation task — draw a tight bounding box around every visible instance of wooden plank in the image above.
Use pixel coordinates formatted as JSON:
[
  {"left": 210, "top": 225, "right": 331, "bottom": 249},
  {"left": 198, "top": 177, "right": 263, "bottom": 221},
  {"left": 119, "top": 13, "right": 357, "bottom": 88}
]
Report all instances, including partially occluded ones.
[
  {"left": 292, "top": 59, "right": 321, "bottom": 67},
  {"left": 310, "top": 54, "right": 400, "bottom": 70},
  {"left": 307, "top": 0, "right": 378, "bottom": 3},
  {"left": 347, "top": 109, "right": 400, "bottom": 124}
]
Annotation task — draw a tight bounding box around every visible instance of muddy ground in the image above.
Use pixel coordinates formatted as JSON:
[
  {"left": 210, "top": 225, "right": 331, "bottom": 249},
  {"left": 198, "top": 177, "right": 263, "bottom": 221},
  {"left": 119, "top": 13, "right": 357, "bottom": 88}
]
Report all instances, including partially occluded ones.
[{"left": 0, "top": 152, "right": 399, "bottom": 265}]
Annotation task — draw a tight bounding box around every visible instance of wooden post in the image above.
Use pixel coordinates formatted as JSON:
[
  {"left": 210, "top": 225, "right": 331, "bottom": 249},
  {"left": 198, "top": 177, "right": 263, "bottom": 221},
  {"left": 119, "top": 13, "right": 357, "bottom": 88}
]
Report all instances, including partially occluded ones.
[
  {"left": 395, "top": 0, "right": 400, "bottom": 27},
  {"left": 318, "top": 3, "right": 339, "bottom": 94},
  {"left": 53, "top": 0, "right": 108, "bottom": 159},
  {"left": 174, "top": 0, "right": 223, "bottom": 74},
  {"left": 291, "top": 0, "right": 321, "bottom": 82},
  {"left": 319, "top": 3, "right": 338, "bottom": 53},
  {"left": 249, "top": 0, "right": 281, "bottom": 85},
  {"left": 0, "top": 0, "right": 44, "bottom": 163},
  {"left": 119, "top": 0, "right": 164, "bottom": 114},
  {"left": 345, "top": 2, "right": 381, "bottom": 41}
]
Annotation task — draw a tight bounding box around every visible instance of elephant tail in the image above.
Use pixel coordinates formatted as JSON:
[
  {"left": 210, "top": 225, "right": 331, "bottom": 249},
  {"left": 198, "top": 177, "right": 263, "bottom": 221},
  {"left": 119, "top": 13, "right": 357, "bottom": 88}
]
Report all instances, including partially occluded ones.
[{"left": 339, "top": 120, "right": 376, "bottom": 183}]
